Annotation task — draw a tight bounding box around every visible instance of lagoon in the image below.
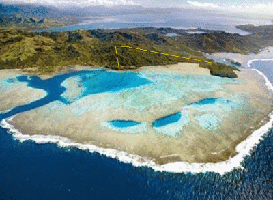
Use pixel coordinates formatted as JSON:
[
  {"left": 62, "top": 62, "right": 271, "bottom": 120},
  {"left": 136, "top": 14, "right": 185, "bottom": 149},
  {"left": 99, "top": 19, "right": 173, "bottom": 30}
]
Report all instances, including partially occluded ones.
[
  {"left": 110, "top": 120, "right": 141, "bottom": 128},
  {"left": 153, "top": 112, "right": 182, "bottom": 128},
  {"left": 1, "top": 63, "right": 271, "bottom": 167}
]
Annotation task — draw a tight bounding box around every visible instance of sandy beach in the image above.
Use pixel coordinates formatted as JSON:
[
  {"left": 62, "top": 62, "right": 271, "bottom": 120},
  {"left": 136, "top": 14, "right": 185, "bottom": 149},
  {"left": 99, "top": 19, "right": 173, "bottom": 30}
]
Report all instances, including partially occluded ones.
[{"left": 135, "top": 63, "right": 211, "bottom": 76}]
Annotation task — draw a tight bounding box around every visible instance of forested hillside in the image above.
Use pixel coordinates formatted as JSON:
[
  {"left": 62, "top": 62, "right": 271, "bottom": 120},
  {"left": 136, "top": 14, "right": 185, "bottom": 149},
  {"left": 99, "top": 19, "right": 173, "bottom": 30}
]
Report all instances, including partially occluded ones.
[{"left": 0, "top": 28, "right": 239, "bottom": 78}]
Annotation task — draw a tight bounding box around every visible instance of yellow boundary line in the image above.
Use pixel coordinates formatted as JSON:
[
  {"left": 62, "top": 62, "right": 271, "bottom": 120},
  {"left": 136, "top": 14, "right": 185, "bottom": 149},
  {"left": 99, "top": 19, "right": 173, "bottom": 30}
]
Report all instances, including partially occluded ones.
[
  {"left": 115, "top": 46, "right": 120, "bottom": 68},
  {"left": 116, "top": 45, "right": 213, "bottom": 68}
]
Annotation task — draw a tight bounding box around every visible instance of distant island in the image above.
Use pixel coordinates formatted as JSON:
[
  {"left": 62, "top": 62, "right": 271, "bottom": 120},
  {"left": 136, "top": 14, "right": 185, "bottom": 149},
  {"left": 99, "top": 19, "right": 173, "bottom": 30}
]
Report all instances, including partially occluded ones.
[
  {"left": 0, "top": 15, "right": 67, "bottom": 30},
  {"left": 0, "top": 3, "right": 81, "bottom": 30}
]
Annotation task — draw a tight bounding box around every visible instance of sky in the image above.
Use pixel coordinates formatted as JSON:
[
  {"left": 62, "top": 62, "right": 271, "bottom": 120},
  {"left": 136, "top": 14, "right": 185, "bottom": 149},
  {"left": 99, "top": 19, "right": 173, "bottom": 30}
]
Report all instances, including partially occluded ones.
[{"left": 2, "top": 0, "right": 273, "bottom": 15}]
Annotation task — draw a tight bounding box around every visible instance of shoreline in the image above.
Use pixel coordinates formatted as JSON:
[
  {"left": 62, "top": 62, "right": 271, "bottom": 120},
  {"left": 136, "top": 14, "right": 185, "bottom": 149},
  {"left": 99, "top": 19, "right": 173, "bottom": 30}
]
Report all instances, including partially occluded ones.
[
  {"left": 2, "top": 106, "right": 273, "bottom": 175},
  {"left": 0, "top": 61, "right": 272, "bottom": 175},
  {"left": 208, "top": 46, "right": 273, "bottom": 67},
  {"left": 247, "top": 58, "right": 273, "bottom": 67}
]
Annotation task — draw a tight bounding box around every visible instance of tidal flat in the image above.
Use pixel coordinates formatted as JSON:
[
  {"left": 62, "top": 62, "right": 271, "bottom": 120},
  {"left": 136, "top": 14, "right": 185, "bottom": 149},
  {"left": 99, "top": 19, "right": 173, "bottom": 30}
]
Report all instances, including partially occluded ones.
[
  {"left": 0, "top": 69, "right": 46, "bottom": 113},
  {"left": 1, "top": 63, "right": 273, "bottom": 170}
]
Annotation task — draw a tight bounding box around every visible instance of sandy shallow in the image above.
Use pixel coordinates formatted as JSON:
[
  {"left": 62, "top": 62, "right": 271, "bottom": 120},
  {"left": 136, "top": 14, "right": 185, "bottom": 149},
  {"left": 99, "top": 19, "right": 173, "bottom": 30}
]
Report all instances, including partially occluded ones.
[
  {"left": 2, "top": 62, "right": 271, "bottom": 167},
  {"left": 61, "top": 76, "right": 83, "bottom": 103},
  {"left": 0, "top": 69, "right": 47, "bottom": 113}
]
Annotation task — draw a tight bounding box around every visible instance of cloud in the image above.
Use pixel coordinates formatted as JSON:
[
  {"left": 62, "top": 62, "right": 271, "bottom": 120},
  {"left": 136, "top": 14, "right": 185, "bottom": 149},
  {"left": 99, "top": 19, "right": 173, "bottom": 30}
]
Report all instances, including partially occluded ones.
[
  {"left": 2, "top": 0, "right": 273, "bottom": 15},
  {"left": 187, "top": 1, "right": 219, "bottom": 9},
  {"left": 186, "top": 1, "right": 273, "bottom": 15},
  {"left": 1, "top": 0, "right": 138, "bottom": 7},
  {"left": 246, "top": 3, "right": 273, "bottom": 15}
]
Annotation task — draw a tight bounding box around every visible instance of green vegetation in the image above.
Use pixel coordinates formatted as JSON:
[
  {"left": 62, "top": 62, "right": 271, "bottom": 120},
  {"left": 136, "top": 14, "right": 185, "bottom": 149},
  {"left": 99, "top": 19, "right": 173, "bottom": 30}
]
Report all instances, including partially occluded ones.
[
  {"left": 0, "top": 14, "right": 72, "bottom": 31},
  {"left": 0, "top": 27, "right": 239, "bottom": 78},
  {"left": 124, "top": 27, "right": 261, "bottom": 55},
  {"left": 236, "top": 24, "right": 273, "bottom": 50},
  {"left": 206, "top": 63, "right": 238, "bottom": 78}
]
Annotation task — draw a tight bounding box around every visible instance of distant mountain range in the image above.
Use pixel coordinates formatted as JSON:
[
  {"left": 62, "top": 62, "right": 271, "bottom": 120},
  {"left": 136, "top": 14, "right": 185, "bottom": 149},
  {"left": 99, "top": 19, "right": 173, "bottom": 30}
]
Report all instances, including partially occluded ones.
[
  {"left": 0, "top": 15, "right": 44, "bottom": 25},
  {"left": 0, "top": 3, "right": 66, "bottom": 26},
  {"left": 0, "top": 3, "right": 63, "bottom": 19},
  {"left": 0, "top": 3, "right": 147, "bottom": 20}
]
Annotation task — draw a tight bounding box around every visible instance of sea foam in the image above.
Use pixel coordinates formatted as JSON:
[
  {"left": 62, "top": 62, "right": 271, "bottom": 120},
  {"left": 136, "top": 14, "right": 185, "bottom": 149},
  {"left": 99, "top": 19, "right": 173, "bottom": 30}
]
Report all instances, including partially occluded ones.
[
  {"left": 1, "top": 62, "right": 273, "bottom": 175},
  {"left": 247, "top": 58, "right": 273, "bottom": 68},
  {"left": 2, "top": 109, "right": 273, "bottom": 175}
]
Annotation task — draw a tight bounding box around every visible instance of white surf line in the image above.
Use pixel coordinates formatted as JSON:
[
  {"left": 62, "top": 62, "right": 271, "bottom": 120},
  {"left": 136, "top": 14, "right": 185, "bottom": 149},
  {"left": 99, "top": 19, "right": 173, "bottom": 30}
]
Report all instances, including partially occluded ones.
[
  {"left": 246, "top": 58, "right": 273, "bottom": 92},
  {"left": 247, "top": 58, "right": 273, "bottom": 68},
  {"left": 1, "top": 64, "right": 273, "bottom": 175},
  {"left": 2, "top": 109, "right": 273, "bottom": 175},
  {"left": 152, "top": 110, "right": 273, "bottom": 175},
  {"left": 251, "top": 69, "right": 273, "bottom": 92},
  {"left": 0, "top": 116, "right": 157, "bottom": 167}
]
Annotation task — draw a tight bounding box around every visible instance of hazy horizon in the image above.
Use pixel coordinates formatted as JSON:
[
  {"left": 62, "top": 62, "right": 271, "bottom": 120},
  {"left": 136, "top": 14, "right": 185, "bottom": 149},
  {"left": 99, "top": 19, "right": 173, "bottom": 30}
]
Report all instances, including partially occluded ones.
[{"left": 1, "top": 0, "right": 273, "bottom": 16}]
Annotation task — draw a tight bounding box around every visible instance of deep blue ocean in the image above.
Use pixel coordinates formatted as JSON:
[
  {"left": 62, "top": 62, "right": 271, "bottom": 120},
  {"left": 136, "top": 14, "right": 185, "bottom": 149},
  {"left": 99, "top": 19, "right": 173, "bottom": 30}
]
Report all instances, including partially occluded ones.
[{"left": 0, "top": 61, "right": 273, "bottom": 199}]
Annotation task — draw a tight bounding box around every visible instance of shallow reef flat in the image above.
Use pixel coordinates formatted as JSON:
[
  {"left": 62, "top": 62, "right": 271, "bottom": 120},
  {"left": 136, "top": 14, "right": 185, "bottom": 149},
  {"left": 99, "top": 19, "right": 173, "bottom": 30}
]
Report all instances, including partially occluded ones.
[
  {"left": 0, "top": 70, "right": 47, "bottom": 113},
  {"left": 7, "top": 63, "right": 273, "bottom": 165}
]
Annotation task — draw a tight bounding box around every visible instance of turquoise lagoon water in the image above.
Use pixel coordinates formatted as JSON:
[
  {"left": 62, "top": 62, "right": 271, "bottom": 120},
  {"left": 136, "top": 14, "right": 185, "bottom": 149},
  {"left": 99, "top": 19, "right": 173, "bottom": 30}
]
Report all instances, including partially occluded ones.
[
  {"left": 0, "top": 70, "right": 241, "bottom": 135},
  {"left": 110, "top": 120, "right": 141, "bottom": 128},
  {"left": 152, "top": 111, "right": 190, "bottom": 137},
  {"left": 195, "top": 98, "right": 218, "bottom": 105},
  {"left": 0, "top": 69, "right": 151, "bottom": 118},
  {"left": 153, "top": 112, "right": 182, "bottom": 128},
  {"left": 67, "top": 71, "right": 241, "bottom": 136},
  {"left": 55, "top": 70, "right": 241, "bottom": 134},
  {"left": 1, "top": 66, "right": 272, "bottom": 199},
  {"left": 195, "top": 114, "right": 220, "bottom": 130},
  {"left": 151, "top": 97, "right": 239, "bottom": 135},
  {"left": 189, "top": 97, "right": 238, "bottom": 111},
  {"left": 108, "top": 101, "right": 230, "bottom": 133},
  {"left": 1, "top": 69, "right": 240, "bottom": 134},
  {"left": 104, "top": 120, "right": 147, "bottom": 133},
  {"left": 79, "top": 71, "right": 151, "bottom": 97},
  {"left": 124, "top": 72, "right": 241, "bottom": 114},
  {"left": 190, "top": 98, "right": 239, "bottom": 130},
  {"left": 0, "top": 76, "right": 21, "bottom": 93}
]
